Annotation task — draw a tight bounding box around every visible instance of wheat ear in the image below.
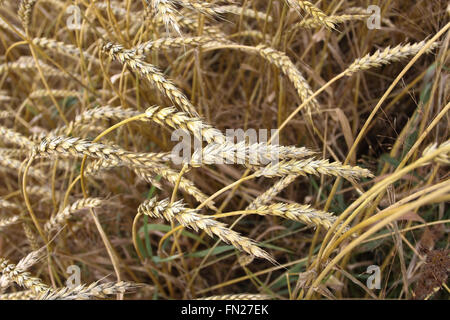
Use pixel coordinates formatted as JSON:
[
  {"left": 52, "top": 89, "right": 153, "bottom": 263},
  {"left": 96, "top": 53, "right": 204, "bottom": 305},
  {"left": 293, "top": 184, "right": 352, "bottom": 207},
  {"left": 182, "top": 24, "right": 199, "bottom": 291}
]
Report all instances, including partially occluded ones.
[
  {"left": 0, "top": 110, "right": 13, "bottom": 119},
  {"left": 255, "top": 158, "right": 373, "bottom": 180},
  {"left": 0, "top": 154, "right": 45, "bottom": 179},
  {"left": 53, "top": 106, "right": 142, "bottom": 136},
  {"left": 0, "top": 257, "right": 49, "bottom": 294},
  {"left": 254, "top": 45, "right": 319, "bottom": 110},
  {"left": 94, "top": 2, "right": 128, "bottom": 16},
  {"left": 0, "top": 199, "right": 19, "bottom": 210},
  {"left": 23, "top": 223, "right": 40, "bottom": 251},
  {"left": 0, "top": 126, "right": 34, "bottom": 149},
  {"left": 33, "top": 136, "right": 168, "bottom": 169},
  {"left": 250, "top": 203, "right": 345, "bottom": 231},
  {"left": 31, "top": 38, "right": 98, "bottom": 62},
  {"left": 0, "top": 248, "right": 46, "bottom": 289},
  {"left": 286, "top": 0, "right": 333, "bottom": 29},
  {"left": 37, "top": 281, "right": 139, "bottom": 300},
  {"left": 422, "top": 140, "right": 450, "bottom": 165},
  {"left": 0, "top": 15, "right": 24, "bottom": 34},
  {"left": 178, "top": 0, "right": 224, "bottom": 18},
  {"left": 246, "top": 174, "right": 298, "bottom": 210},
  {"left": 18, "top": 0, "right": 37, "bottom": 30},
  {"left": 190, "top": 141, "right": 315, "bottom": 167},
  {"left": 0, "top": 148, "right": 27, "bottom": 158},
  {"left": 144, "top": 106, "right": 225, "bottom": 143},
  {"left": 213, "top": 5, "right": 273, "bottom": 22},
  {"left": 45, "top": 198, "right": 104, "bottom": 232},
  {"left": 102, "top": 42, "right": 200, "bottom": 117},
  {"left": 294, "top": 13, "right": 368, "bottom": 29},
  {"left": 0, "top": 216, "right": 19, "bottom": 229},
  {"left": 135, "top": 167, "right": 215, "bottom": 209},
  {"left": 135, "top": 36, "right": 229, "bottom": 55},
  {"left": 173, "top": 16, "right": 225, "bottom": 37},
  {"left": 346, "top": 41, "right": 439, "bottom": 76},
  {"left": 0, "top": 56, "right": 68, "bottom": 78},
  {"left": 147, "top": 0, "right": 181, "bottom": 34},
  {"left": 138, "top": 198, "right": 275, "bottom": 262},
  {"left": 0, "top": 290, "right": 36, "bottom": 300},
  {"left": 83, "top": 158, "right": 214, "bottom": 208}
]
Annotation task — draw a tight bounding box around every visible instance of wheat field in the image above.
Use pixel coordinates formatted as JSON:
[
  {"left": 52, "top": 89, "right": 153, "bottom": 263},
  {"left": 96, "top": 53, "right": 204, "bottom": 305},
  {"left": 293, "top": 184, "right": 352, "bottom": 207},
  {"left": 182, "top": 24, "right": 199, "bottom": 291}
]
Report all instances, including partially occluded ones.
[{"left": 0, "top": 0, "right": 448, "bottom": 300}]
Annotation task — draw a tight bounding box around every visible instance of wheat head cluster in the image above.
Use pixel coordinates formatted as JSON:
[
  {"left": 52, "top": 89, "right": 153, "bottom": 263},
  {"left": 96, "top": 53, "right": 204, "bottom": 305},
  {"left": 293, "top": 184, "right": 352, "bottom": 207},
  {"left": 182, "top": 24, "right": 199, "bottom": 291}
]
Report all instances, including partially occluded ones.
[{"left": 0, "top": 0, "right": 448, "bottom": 300}]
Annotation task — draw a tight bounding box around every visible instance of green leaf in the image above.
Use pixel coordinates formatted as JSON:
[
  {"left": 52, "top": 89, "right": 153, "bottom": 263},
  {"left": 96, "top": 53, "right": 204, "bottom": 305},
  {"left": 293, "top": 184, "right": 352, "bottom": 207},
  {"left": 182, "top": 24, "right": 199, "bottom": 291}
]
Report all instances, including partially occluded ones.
[
  {"left": 186, "top": 245, "right": 234, "bottom": 258},
  {"left": 138, "top": 223, "right": 206, "bottom": 245}
]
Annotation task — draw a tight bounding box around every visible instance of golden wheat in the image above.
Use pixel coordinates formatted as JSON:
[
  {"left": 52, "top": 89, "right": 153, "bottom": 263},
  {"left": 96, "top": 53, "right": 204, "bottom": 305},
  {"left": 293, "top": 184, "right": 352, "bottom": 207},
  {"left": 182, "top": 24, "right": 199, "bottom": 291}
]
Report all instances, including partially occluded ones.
[
  {"left": 0, "top": 257, "right": 49, "bottom": 294},
  {"left": 346, "top": 41, "right": 439, "bottom": 76},
  {"left": 138, "top": 198, "right": 275, "bottom": 262},
  {"left": 37, "top": 281, "right": 139, "bottom": 300},
  {"left": 45, "top": 197, "right": 104, "bottom": 232},
  {"left": 255, "top": 158, "right": 373, "bottom": 180},
  {"left": 286, "top": 0, "right": 333, "bottom": 29},
  {"left": 33, "top": 136, "right": 168, "bottom": 169},
  {"left": 102, "top": 42, "right": 200, "bottom": 117}
]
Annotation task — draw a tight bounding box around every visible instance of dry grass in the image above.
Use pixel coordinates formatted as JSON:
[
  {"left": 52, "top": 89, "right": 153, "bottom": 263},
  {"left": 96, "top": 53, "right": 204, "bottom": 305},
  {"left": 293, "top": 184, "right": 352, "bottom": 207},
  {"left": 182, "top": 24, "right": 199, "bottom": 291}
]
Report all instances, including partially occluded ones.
[{"left": 0, "top": 0, "right": 448, "bottom": 300}]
